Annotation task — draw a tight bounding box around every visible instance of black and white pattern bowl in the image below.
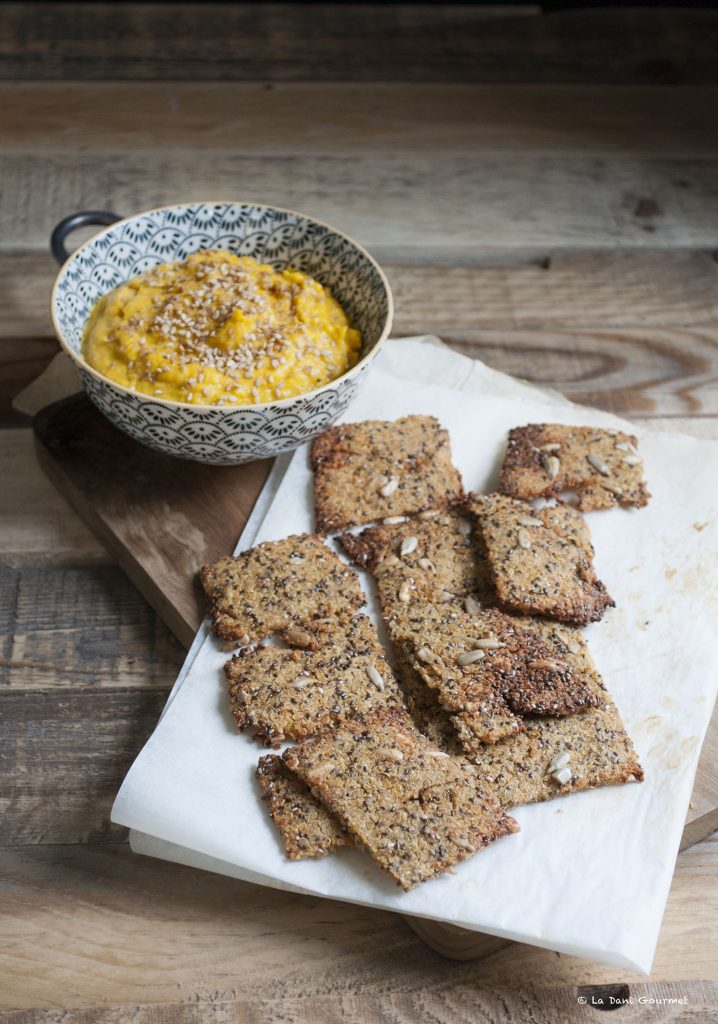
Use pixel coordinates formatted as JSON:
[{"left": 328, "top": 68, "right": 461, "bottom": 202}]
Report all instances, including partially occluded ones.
[{"left": 50, "top": 203, "right": 393, "bottom": 464}]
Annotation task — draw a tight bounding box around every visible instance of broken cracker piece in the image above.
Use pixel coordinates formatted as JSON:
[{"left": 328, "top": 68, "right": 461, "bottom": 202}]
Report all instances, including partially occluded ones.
[
  {"left": 225, "top": 615, "right": 402, "bottom": 742},
  {"left": 391, "top": 610, "right": 643, "bottom": 808},
  {"left": 256, "top": 755, "right": 350, "bottom": 860},
  {"left": 200, "top": 533, "right": 364, "bottom": 644},
  {"left": 340, "top": 509, "right": 495, "bottom": 616},
  {"left": 284, "top": 708, "right": 518, "bottom": 890},
  {"left": 473, "top": 677, "right": 644, "bottom": 808},
  {"left": 469, "top": 493, "right": 614, "bottom": 625},
  {"left": 311, "top": 415, "right": 464, "bottom": 533},
  {"left": 387, "top": 599, "right": 601, "bottom": 747},
  {"left": 499, "top": 423, "right": 650, "bottom": 511},
  {"left": 393, "top": 645, "right": 463, "bottom": 754}
]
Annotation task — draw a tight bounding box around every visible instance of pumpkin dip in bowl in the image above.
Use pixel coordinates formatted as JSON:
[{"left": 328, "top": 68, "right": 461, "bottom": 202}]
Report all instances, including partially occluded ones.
[
  {"left": 50, "top": 201, "right": 392, "bottom": 464},
  {"left": 82, "top": 249, "right": 362, "bottom": 406}
]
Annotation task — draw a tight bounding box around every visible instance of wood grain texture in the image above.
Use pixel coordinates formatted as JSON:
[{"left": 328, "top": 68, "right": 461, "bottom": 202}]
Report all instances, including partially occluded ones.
[
  {"left": 388, "top": 254, "right": 718, "bottom": 330},
  {"left": 3, "top": 153, "right": 718, "bottom": 259},
  {"left": 7, "top": 253, "right": 718, "bottom": 344},
  {"left": 0, "top": 565, "right": 182, "bottom": 690},
  {"left": 0, "top": 690, "right": 168, "bottom": 844},
  {"left": 2, "top": 4, "right": 718, "bottom": 84},
  {"left": 0, "top": 429, "right": 107, "bottom": 566},
  {"left": 0, "top": 338, "right": 58, "bottom": 425},
  {"left": 443, "top": 327, "right": 718, "bottom": 418},
  {"left": 3, "top": 984, "right": 717, "bottom": 1023},
  {"left": 0, "top": 837, "right": 716, "bottom": 1013},
  {"left": 33, "top": 396, "right": 271, "bottom": 648},
  {"left": 4, "top": 83, "right": 718, "bottom": 157}
]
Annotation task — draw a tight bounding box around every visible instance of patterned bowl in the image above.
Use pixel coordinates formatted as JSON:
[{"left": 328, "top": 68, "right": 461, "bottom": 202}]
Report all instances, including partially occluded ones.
[{"left": 50, "top": 203, "right": 393, "bottom": 464}]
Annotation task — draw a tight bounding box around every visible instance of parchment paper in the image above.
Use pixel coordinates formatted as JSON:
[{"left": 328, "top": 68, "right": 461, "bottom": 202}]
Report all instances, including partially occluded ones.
[{"left": 112, "top": 337, "right": 718, "bottom": 974}]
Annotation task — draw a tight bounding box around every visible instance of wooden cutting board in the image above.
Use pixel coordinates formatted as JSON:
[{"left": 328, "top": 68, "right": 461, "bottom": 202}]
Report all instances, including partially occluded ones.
[{"left": 33, "top": 391, "right": 718, "bottom": 959}]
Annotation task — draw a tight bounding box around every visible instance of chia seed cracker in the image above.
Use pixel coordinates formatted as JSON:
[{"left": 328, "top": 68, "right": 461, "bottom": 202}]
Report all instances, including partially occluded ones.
[
  {"left": 256, "top": 755, "right": 351, "bottom": 860},
  {"left": 499, "top": 423, "right": 650, "bottom": 511},
  {"left": 311, "top": 415, "right": 464, "bottom": 533},
  {"left": 387, "top": 600, "right": 601, "bottom": 748},
  {"left": 225, "top": 615, "right": 402, "bottom": 743},
  {"left": 390, "top": 610, "right": 643, "bottom": 809},
  {"left": 469, "top": 493, "right": 614, "bottom": 625},
  {"left": 393, "top": 645, "right": 463, "bottom": 754},
  {"left": 340, "top": 510, "right": 494, "bottom": 616},
  {"left": 199, "top": 533, "right": 364, "bottom": 644},
  {"left": 284, "top": 708, "right": 519, "bottom": 890},
  {"left": 471, "top": 675, "right": 644, "bottom": 808}
]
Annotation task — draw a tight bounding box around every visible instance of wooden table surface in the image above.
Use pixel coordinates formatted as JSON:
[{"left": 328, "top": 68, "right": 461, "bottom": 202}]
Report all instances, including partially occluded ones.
[{"left": 2, "top": 5, "right": 718, "bottom": 1021}]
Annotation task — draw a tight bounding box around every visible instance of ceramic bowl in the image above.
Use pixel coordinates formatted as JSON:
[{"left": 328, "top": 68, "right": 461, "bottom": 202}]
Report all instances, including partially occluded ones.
[{"left": 50, "top": 202, "right": 393, "bottom": 464}]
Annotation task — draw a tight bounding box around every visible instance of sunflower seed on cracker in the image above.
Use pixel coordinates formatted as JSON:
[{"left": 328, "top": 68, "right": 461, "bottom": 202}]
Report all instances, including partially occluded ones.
[
  {"left": 400, "top": 535, "right": 418, "bottom": 556},
  {"left": 311, "top": 415, "right": 464, "bottom": 532},
  {"left": 284, "top": 708, "right": 518, "bottom": 890},
  {"left": 499, "top": 423, "right": 649, "bottom": 511},
  {"left": 224, "top": 615, "right": 401, "bottom": 742}
]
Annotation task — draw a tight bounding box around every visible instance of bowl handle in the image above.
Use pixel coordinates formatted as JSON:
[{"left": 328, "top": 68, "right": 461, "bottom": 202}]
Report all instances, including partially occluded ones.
[{"left": 50, "top": 210, "right": 122, "bottom": 265}]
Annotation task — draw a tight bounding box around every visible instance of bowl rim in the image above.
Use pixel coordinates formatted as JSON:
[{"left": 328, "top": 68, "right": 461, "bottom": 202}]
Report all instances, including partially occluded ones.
[{"left": 50, "top": 200, "right": 394, "bottom": 412}]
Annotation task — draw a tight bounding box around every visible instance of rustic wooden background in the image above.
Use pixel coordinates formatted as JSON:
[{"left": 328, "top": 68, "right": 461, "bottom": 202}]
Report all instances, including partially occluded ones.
[{"left": 2, "top": 3, "right": 718, "bottom": 1021}]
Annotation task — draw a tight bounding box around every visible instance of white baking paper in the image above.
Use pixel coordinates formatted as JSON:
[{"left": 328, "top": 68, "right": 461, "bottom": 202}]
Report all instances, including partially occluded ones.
[{"left": 112, "top": 337, "right": 718, "bottom": 974}]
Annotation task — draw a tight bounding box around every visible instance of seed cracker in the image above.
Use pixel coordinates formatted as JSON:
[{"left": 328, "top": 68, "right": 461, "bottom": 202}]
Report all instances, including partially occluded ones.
[
  {"left": 284, "top": 707, "right": 519, "bottom": 890},
  {"left": 311, "top": 415, "right": 464, "bottom": 533},
  {"left": 199, "top": 533, "right": 364, "bottom": 644},
  {"left": 469, "top": 493, "right": 614, "bottom": 625},
  {"left": 472, "top": 678, "right": 644, "bottom": 808},
  {"left": 499, "top": 423, "right": 650, "bottom": 511},
  {"left": 387, "top": 600, "right": 601, "bottom": 747},
  {"left": 340, "top": 510, "right": 495, "bottom": 615},
  {"left": 256, "top": 755, "right": 350, "bottom": 860},
  {"left": 391, "top": 612, "right": 644, "bottom": 807},
  {"left": 225, "top": 615, "right": 402, "bottom": 742},
  {"left": 393, "top": 645, "right": 463, "bottom": 754}
]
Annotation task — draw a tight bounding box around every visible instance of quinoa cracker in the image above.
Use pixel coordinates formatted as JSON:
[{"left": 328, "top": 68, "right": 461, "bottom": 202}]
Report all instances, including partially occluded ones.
[
  {"left": 225, "top": 615, "right": 401, "bottom": 742},
  {"left": 284, "top": 708, "right": 519, "bottom": 890},
  {"left": 311, "top": 415, "right": 464, "bottom": 533},
  {"left": 200, "top": 533, "right": 364, "bottom": 644},
  {"left": 469, "top": 493, "right": 614, "bottom": 625},
  {"left": 499, "top": 423, "right": 650, "bottom": 511},
  {"left": 256, "top": 755, "right": 351, "bottom": 860}
]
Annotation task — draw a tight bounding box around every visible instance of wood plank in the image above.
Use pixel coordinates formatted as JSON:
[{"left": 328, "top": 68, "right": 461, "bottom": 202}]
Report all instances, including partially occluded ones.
[
  {"left": 0, "top": 565, "right": 183, "bottom": 690},
  {"left": 0, "top": 429, "right": 108, "bottom": 567},
  {"left": 1, "top": 4, "right": 717, "bottom": 84},
  {"left": 0, "top": 338, "right": 58, "bottom": 425},
  {"left": 0, "top": 690, "right": 168, "bottom": 844},
  {"left": 0, "top": 253, "right": 56, "bottom": 340},
  {"left": 6, "top": 253, "right": 718, "bottom": 346},
  {"left": 388, "top": 254, "right": 718, "bottom": 330},
  {"left": 0, "top": 838, "right": 716, "bottom": 1012},
  {"left": 440, "top": 327, "right": 718, "bottom": 418},
  {"left": 3, "top": 983, "right": 718, "bottom": 1024},
  {"left": 32, "top": 400, "right": 271, "bottom": 649},
  {"left": 3, "top": 153, "right": 718, "bottom": 259},
  {"left": 3, "top": 83, "right": 718, "bottom": 157},
  {"left": 641, "top": 416, "right": 718, "bottom": 440}
]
